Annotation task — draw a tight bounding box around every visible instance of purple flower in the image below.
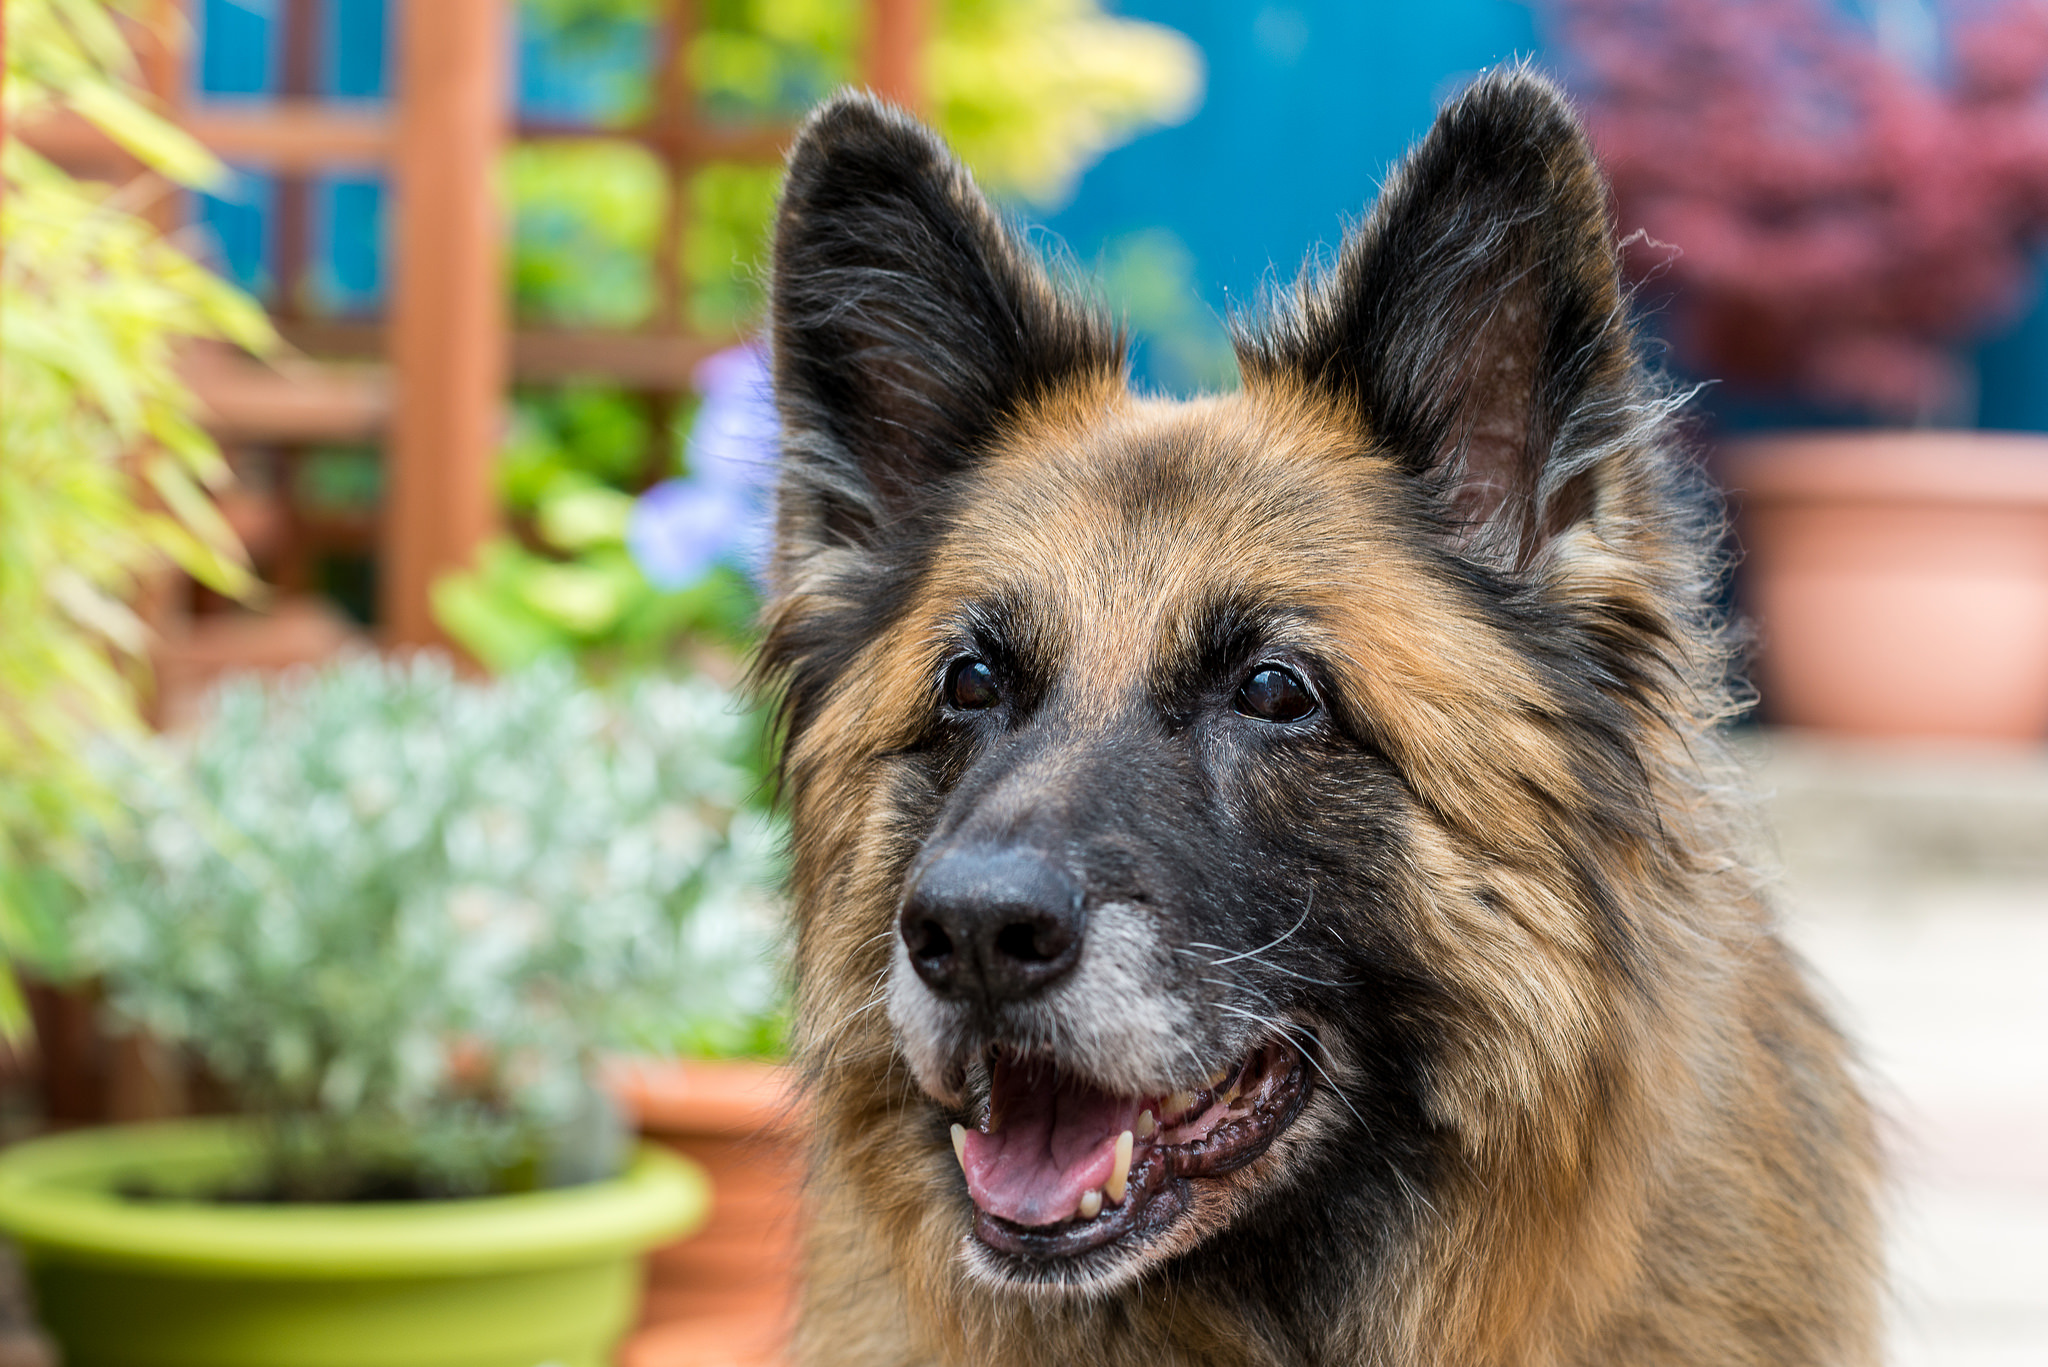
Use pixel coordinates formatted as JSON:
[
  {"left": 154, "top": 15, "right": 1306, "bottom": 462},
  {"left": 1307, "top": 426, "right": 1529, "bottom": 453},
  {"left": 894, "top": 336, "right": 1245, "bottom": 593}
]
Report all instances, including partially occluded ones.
[
  {"left": 687, "top": 344, "right": 779, "bottom": 496},
  {"left": 625, "top": 344, "right": 778, "bottom": 589},
  {"left": 627, "top": 480, "right": 750, "bottom": 590}
]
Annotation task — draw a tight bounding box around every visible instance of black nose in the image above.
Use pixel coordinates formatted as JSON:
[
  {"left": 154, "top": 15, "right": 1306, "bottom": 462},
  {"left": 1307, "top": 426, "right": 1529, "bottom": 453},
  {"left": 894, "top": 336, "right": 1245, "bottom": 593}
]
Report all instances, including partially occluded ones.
[{"left": 899, "top": 847, "right": 1086, "bottom": 1004}]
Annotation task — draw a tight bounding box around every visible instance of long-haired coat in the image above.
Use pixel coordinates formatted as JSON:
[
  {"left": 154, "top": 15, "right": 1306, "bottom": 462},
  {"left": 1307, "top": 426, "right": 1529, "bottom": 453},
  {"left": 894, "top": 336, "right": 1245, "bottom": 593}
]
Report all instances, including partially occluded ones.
[{"left": 757, "top": 69, "right": 1880, "bottom": 1367}]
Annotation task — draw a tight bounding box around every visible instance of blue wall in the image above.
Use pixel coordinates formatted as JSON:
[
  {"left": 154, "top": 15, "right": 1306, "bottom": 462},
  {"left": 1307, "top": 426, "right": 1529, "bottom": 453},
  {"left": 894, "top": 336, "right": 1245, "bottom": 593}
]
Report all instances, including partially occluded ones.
[
  {"left": 1045, "top": 1, "right": 1538, "bottom": 330},
  {"left": 193, "top": 0, "right": 389, "bottom": 311},
  {"left": 1974, "top": 275, "right": 2048, "bottom": 431},
  {"left": 1036, "top": 1, "right": 1539, "bottom": 393}
]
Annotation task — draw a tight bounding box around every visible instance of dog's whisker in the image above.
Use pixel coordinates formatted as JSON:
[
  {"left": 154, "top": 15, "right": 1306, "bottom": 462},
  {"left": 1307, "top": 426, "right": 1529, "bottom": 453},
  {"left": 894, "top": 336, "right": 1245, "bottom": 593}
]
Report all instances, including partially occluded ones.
[
  {"left": 1390, "top": 1161, "right": 1441, "bottom": 1223},
  {"left": 1178, "top": 945, "right": 1361, "bottom": 989},
  {"left": 1193, "top": 895, "right": 1315, "bottom": 968},
  {"left": 808, "top": 978, "right": 895, "bottom": 1074}
]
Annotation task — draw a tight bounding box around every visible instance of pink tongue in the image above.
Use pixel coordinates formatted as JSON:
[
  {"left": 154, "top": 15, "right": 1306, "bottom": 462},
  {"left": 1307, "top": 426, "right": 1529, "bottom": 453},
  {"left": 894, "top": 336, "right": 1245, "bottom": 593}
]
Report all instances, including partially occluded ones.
[{"left": 959, "top": 1057, "right": 1138, "bottom": 1227}]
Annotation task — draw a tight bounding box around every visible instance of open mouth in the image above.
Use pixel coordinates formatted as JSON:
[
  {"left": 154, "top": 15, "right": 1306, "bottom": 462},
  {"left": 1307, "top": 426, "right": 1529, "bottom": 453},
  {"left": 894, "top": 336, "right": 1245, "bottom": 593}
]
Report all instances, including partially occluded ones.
[{"left": 950, "top": 1039, "right": 1310, "bottom": 1263}]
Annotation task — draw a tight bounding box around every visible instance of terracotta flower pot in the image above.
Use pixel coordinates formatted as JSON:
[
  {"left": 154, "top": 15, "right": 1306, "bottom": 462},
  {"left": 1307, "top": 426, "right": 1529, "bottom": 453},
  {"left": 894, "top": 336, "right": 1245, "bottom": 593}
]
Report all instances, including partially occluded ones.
[
  {"left": 1720, "top": 431, "right": 2048, "bottom": 741},
  {"left": 608, "top": 1060, "right": 802, "bottom": 1367}
]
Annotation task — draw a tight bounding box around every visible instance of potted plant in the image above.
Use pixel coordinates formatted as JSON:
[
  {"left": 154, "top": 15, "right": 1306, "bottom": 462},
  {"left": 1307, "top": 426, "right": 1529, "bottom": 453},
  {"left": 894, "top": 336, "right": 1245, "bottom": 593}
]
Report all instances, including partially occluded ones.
[
  {"left": 1547, "top": 0, "right": 2048, "bottom": 740},
  {"left": 0, "top": 656, "right": 788, "bottom": 1367}
]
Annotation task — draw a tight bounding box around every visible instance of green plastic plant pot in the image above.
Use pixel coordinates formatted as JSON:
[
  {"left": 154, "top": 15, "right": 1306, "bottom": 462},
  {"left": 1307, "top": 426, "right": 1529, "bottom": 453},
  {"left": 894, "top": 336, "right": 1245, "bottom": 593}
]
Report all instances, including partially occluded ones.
[{"left": 0, "top": 1119, "right": 709, "bottom": 1367}]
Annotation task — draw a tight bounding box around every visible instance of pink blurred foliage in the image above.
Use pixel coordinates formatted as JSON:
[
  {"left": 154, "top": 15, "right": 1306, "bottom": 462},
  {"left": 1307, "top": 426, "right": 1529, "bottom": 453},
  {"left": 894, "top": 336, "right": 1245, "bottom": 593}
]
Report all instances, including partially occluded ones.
[{"left": 1547, "top": 0, "right": 2048, "bottom": 420}]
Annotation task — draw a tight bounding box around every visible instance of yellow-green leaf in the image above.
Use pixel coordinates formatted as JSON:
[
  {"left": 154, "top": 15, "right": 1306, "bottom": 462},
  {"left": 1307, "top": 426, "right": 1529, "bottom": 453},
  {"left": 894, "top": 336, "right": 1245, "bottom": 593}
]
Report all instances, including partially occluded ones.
[{"left": 65, "top": 81, "right": 226, "bottom": 190}]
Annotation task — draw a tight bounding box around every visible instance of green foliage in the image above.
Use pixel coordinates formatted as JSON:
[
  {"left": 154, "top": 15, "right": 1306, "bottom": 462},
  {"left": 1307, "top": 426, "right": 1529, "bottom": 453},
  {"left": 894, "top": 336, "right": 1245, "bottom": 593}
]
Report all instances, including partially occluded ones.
[
  {"left": 683, "top": 160, "right": 785, "bottom": 334},
  {"left": 506, "top": 0, "right": 1204, "bottom": 329},
  {"left": 926, "top": 0, "right": 1203, "bottom": 208},
  {"left": 682, "top": 0, "right": 1203, "bottom": 208},
  {"left": 506, "top": 140, "right": 666, "bottom": 328},
  {"left": 498, "top": 386, "right": 663, "bottom": 514},
  {"left": 482, "top": 1, "right": 1203, "bottom": 676},
  {"left": 8, "top": 0, "right": 224, "bottom": 187},
  {"left": 521, "top": 0, "right": 663, "bottom": 61},
  {"left": 438, "top": 384, "right": 759, "bottom": 676},
  {"left": 678, "top": 0, "right": 1205, "bottom": 321},
  {"left": 435, "top": 534, "right": 759, "bottom": 678},
  {"left": 689, "top": 0, "right": 858, "bottom": 117},
  {"left": 1, "top": 0, "right": 272, "bottom": 1024},
  {"left": 62, "top": 658, "right": 787, "bottom": 1199},
  {"left": 1097, "top": 228, "right": 1238, "bottom": 396},
  {"left": 296, "top": 446, "right": 384, "bottom": 514}
]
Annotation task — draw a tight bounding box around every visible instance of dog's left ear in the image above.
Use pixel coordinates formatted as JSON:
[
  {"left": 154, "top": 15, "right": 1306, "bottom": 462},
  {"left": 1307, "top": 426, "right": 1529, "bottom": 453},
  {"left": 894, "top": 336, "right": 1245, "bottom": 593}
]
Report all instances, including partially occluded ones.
[{"left": 1237, "top": 69, "right": 1648, "bottom": 570}]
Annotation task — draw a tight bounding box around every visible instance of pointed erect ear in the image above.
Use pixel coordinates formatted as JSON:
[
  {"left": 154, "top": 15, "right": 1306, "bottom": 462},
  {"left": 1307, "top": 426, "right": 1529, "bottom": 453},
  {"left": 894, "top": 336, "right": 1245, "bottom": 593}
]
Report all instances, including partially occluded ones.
[
  {"left": 769, "top": 94, "right": 1123, "bottom": 567},
  {"left": 1236, "top": 70, "right": 1646, "bottom": 569}
]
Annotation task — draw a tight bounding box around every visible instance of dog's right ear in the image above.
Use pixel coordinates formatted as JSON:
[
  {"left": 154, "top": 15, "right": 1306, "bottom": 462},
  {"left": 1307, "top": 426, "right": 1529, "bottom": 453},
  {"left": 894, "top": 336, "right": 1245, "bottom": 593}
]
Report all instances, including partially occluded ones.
[
  {"left": 1235, "top": 70, "right": 1648, "bottom": 575},
  {"left": 769, "top": 94, "right": 1123, "bottom": 574}
]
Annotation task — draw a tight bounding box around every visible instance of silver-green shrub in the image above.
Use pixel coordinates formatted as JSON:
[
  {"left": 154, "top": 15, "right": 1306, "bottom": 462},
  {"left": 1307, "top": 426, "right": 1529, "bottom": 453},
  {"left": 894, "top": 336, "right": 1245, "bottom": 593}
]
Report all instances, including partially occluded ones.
[{"left": 70, "top": 656, "right": 784, "bottom": 1199}]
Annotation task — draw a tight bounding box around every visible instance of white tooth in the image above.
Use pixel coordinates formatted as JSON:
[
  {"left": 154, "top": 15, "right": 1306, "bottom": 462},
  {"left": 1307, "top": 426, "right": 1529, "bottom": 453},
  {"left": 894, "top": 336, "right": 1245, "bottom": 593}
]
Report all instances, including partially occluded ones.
[
  {"left": 1078, "top": 1188, "right": 1103, "bottom": 1220},
  {"left": 1136, "top": 1109, "right": 1156, "bottom": 1139},
  {"left": 950, "top": 1123, "right": 967, "bottom": 1172},
  {"left": 1106, "top": 1130, "right": 1133, "bottom": 1204},
  {"left": 1166, "top": 1089, "right": 1195, "bottom": 1118}
]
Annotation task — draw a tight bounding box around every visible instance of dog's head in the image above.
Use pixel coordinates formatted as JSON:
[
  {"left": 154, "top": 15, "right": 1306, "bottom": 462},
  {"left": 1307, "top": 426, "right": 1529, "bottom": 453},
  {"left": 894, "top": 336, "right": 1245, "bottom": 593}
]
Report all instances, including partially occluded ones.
[{"left": 762, "top": 71, "right": 1714, "bottom": 1302}]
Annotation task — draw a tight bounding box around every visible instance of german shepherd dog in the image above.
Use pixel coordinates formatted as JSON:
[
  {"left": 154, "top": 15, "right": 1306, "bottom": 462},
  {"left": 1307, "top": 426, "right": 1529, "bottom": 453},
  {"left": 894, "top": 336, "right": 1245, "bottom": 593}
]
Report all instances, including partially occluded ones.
[{"left": 759, "top": 70, "right": 1880, "bottom": 1367}]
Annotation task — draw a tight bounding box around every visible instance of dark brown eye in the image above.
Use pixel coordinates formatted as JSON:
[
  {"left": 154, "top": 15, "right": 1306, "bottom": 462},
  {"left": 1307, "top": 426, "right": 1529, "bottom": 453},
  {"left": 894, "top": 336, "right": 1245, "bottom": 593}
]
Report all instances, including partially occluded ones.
[
  {"left": 1236, "top": 666, "right": 1316, "bottom": 723},
  {"left": 946, "top": 658, "right": 1001, "bottom": 710}
]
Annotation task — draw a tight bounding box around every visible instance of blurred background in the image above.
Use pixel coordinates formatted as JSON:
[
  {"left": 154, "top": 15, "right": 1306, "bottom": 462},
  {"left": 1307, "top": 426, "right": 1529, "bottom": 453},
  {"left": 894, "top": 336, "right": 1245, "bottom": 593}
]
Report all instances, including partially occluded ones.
[{"left": 2, "top": 2, "right": 2045, "bottom": 1365}]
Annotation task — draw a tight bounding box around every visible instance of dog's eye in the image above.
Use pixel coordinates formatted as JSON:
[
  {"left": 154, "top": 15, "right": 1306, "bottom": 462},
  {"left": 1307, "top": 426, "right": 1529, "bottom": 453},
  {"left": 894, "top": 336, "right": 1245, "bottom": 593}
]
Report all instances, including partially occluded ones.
[
  {"left": 945, "top": 658, "right": 1002, "bottom": 711},
  {"left": 1235, "top": 666, "right": 1316, "bottom": 723}
]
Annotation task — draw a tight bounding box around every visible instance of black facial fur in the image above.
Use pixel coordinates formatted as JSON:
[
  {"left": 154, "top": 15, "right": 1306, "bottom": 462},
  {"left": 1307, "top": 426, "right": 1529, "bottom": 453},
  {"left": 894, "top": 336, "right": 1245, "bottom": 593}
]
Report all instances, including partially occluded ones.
[{"left": 902, "top": 566, "right": 1446, "bottom": 1104}]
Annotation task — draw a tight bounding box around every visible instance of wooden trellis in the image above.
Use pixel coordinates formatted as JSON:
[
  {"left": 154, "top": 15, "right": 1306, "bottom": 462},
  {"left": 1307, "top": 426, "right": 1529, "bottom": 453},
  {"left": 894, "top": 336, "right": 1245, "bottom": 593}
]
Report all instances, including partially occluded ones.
[
  {"left": 27, "top": 0, "right": 930, "bottom": 700},
  {"left": 13, "top": 0, "right": 928, "bottom": 1117}
]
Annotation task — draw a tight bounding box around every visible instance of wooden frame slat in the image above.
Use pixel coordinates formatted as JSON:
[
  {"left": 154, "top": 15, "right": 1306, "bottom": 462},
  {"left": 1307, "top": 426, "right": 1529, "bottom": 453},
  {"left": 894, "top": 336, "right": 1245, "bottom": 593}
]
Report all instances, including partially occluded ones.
[
  {"left": 182, "top": 347, "right": 389, "bottom": 444},
  {"left": 274, "top": 323, "right": 743, "bottom": 390},
  {"left": 20, "top": 104, "right": 397, "bottom": 171},
  {"left": 515, "top": 120, "right": 793, "bottom": 163},
  {"left": 382, "top": 0, "right": 507, "bottom": 650}
]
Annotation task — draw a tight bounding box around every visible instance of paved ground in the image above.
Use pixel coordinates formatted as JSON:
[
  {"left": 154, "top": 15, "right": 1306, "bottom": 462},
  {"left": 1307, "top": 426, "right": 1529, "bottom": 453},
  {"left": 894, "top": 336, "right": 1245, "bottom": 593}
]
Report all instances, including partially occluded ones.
[{"left": 1749, "top": 731, "right": 2048, "bottom": 1367}]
